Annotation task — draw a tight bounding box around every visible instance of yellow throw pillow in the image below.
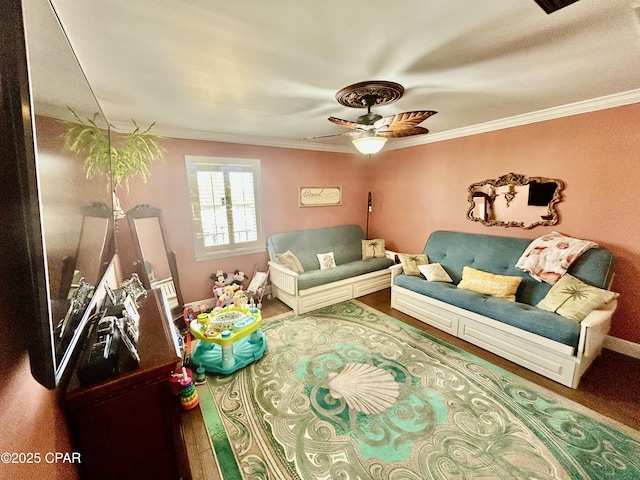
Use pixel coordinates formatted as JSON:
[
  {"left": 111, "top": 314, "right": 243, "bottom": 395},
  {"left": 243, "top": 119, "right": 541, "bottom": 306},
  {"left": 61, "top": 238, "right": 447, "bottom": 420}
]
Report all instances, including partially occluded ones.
[
  {"left": 457, "top": 266, "right": 522, "bottom": 301},
  {"left": 398, "top": 253, "right": 429, "bottom": 276},
  {"left": 362, "top": 239, "right": 386, "bottom": 259},
  {"left": 276, "top": 250, "right": 304, "bottom": 273},
  {"left": 537, "top": 274, "right": 619, "bottom": 322}
]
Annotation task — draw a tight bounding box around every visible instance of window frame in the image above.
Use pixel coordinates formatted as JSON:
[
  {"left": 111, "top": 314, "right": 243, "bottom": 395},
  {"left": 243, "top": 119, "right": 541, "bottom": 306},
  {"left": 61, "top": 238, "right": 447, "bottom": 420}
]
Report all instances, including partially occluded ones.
[{"left": 185, "top": 155, "right": 265, "bottom": 261}]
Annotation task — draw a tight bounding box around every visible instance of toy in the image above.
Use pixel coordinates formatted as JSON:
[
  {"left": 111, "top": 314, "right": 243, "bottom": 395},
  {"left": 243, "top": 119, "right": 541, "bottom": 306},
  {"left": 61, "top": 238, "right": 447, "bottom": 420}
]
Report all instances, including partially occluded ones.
[
  {"left": 210, "top": 270, "right": 228, "bottom": 298},
  {"left": 245, "top": 264, "right": 270, "bottom": 309},
  {"left": 183, "top": 307, "right": 195, "bottom": 326},
  {"left": 216, "top": 285, "right": 236, "bottom": 308},
  {"left": 231, "top": 269, "right": 248, "bottom": 290},
  {"left": 169, "top": 367, "right": 192, "bottom": 395},
  {"left": 194, "top": 365, "right": 207, "bottom": 385},
  {"left": 212, "top": 269, "right": 250, "bottom": 305},
  {"left": 189, "top": 303, "right": 266, "bottom": 374},
  {"left": 179, "top": 367, "right": 199, "bottom": 410},
  {"left": 233, "top": 290, "right": 248, "bottom": 307}
]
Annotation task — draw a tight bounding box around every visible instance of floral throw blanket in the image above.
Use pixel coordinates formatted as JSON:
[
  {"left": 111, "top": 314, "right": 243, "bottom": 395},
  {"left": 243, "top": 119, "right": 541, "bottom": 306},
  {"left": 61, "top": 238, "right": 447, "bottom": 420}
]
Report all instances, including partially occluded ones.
[{"left": 516, "top": 231, "right": 598, "bottom": 284}]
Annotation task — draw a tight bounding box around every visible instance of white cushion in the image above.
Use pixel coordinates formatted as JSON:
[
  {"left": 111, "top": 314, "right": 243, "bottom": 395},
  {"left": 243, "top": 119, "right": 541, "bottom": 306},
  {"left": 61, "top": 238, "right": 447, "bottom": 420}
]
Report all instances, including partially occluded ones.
[
  {"left": 418, "top": 263, "right": 453, "bottom": 282},
  {"left": 317, "top": 252, "right": 337, "bottom": 269}
]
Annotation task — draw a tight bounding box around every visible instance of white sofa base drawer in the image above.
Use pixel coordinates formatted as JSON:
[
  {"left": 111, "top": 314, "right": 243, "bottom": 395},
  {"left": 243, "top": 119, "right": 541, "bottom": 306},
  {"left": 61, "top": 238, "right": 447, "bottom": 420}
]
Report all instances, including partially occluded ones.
[
  {"left": 353, "top": 270, "right": 392, "bottom": 297},
  {"left": 299, "top": 284, "right": 353, "bottom": 313},
  {"left": 391, "top": 283, "right": 613, "bottom": 388},
  {"left": 269, "top": 264, "right": 391, "bottom": 315},
  {"left": 457, "top": 317, "right": 578, "bottom": 387},
  {"left": 391, "top": 286, "right": 458, "bottom": 336}
]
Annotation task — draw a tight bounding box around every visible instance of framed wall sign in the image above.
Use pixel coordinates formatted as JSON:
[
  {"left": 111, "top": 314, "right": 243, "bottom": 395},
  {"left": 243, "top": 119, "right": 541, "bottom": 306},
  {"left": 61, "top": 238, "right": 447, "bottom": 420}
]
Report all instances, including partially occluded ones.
[{"left": 299, "top": 186, "right": 342, "bottom": 207}]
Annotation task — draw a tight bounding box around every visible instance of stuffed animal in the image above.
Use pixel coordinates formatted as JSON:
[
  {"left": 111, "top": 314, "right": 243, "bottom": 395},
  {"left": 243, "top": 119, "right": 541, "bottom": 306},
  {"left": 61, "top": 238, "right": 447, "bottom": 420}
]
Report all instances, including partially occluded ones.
[
  {"left": 231, "top": 269, "right": 248, "bottom": 291},
  {"left": 216, "top": 285, "right": 237, "bottom": 307},
  {"left": 233, "top": 290, "right": 248, "bottom": 306},
  {"left": 210, "top": 270, "right": 228, "bottom": 298}
]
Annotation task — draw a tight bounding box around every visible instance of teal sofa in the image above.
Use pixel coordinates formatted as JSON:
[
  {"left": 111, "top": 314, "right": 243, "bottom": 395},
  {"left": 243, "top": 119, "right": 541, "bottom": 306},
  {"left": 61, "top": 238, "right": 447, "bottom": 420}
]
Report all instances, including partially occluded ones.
[
  {"left": 391, "top": 230, "right": 618, "bottom": 388},
  {"left": 268, "top": 224, "right": 394, "bottom": 314}
]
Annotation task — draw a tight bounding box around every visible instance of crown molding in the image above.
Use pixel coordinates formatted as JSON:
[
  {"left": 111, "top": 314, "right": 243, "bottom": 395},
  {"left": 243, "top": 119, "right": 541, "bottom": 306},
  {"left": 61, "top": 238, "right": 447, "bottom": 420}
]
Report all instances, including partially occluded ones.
[
  {"left": 128, "top": 125, "right": 354, "bottom": 154},
  {"left": 127, "top": 89, "right": 640, "bottom": 153},
  {"left": 387, "top": 88, "right": 640, "bottom": 150}
]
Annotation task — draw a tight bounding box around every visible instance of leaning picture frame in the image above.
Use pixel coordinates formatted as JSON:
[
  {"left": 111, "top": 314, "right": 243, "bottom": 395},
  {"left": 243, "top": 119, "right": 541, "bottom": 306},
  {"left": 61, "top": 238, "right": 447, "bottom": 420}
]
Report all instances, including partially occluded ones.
[{"left": 299, "top": 186, "right": 342, "bottom": 207}]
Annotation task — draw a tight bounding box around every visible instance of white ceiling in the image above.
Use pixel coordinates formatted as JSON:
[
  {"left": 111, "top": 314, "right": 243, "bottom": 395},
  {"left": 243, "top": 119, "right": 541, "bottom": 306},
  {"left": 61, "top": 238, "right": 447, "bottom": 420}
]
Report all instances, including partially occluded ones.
[{"left": 39, "top": 0, "right": 640, "bottom": 152}]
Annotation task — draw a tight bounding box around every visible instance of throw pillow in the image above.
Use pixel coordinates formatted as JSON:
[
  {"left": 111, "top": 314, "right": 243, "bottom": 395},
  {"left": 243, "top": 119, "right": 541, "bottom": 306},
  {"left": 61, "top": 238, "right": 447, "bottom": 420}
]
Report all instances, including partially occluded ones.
[
  {"left": 317, "top": 251, "right": 337, "bottom": 270},
  {"left": 418, "top": 263, "right": 453, "bottom": 282},
  {"left": 537, "top": 273, "right": 619, "bottom": 322},
  {"left": 276, "top": 250, "right": 304, "bottom": 274},
  {"left": 457, "top": 266, "right": 522, "bottom": 301},
  {"left": 362, "top": 239, "right": 386, "bottom": 259},
  {"left": 398, "top": 253, "right": 429, "bottom": 276}
]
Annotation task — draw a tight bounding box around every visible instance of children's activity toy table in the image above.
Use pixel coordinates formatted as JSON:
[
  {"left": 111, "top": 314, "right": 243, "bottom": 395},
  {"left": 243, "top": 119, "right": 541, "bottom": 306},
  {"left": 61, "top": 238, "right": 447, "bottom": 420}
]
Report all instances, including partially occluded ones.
[{"left": 189, "top": 304, "right": 266, "bottom": 374}]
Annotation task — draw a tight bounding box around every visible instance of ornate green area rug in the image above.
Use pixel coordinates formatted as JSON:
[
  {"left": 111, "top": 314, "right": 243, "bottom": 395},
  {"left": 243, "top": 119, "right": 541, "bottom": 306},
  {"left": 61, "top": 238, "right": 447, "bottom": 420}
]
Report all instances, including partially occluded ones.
[{"left": 198, "top": 300, "right": 640, "bottom": 479}]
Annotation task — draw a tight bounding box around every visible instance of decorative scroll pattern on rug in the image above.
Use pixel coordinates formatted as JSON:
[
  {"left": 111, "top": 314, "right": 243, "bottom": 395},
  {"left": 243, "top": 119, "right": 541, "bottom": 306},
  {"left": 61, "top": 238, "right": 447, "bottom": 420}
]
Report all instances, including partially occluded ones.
[{"left": 201, "top": 301, "right": 640, "bottom": 479}]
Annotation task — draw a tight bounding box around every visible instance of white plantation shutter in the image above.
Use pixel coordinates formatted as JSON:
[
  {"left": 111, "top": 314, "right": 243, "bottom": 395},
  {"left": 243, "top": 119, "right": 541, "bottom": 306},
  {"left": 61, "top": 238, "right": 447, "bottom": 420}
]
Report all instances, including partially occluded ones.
[
  {"left": 185, "top": 156, "right": 264, "bottom": 260},
  {"left": 229, "top": 171, "right": 257, "bottom": 243},
  {"left": 196, "top": 170, "right": 228, "bottom": 247}
]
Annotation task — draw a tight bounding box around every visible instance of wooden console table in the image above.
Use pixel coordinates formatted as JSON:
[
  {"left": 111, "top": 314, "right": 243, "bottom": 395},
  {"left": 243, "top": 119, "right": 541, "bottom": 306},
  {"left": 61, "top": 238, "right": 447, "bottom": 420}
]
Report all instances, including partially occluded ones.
[{"left": 64, "top": 289, "right": 188, "bottom": 480}]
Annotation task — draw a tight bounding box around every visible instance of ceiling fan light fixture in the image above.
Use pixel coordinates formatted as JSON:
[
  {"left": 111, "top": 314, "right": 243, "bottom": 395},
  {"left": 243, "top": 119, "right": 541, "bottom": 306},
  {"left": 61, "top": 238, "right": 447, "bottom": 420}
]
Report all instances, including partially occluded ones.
[
  {"left": 352, "top": 134, "right": 387, "bottom": 155},
  {"left": 305, "top": 81, "right": 435, "bottom": 150}
]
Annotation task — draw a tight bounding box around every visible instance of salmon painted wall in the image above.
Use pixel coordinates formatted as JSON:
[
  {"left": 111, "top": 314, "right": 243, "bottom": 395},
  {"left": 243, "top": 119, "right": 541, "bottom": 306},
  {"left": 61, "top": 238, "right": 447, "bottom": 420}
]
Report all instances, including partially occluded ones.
[
  {"left": 0, "top": 126, "right": 78, "bottom": 479},
  {"left": 367, "top": 103, "right": 640, "bottom": 344},
  {"left": 116, "top": 103, "right": 638, "bottom": 345},
  {"left": 116, "top": 139, "right": 372, "bottom": 304}
]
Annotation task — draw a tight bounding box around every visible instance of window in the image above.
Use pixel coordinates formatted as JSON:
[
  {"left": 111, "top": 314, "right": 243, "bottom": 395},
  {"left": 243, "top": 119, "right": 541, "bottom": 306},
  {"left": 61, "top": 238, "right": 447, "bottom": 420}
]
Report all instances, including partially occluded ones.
[{"left": 185, "top": 156, "right": 265, "bottom": 260}]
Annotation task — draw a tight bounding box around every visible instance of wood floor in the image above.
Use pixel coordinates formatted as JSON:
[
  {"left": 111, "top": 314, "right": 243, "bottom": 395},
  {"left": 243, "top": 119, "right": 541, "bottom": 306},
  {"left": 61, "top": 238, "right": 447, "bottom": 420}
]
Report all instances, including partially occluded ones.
[{"left": 182, "top": 289, "right": 640, "bottom": 479}]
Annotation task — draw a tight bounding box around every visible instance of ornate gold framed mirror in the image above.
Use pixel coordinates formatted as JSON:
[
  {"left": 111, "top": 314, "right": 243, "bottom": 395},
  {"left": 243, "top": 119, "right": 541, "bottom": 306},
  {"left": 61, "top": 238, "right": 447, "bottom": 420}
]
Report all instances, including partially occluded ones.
[{"left": 467, "top": 173, "right": 563, "bottom": 229}]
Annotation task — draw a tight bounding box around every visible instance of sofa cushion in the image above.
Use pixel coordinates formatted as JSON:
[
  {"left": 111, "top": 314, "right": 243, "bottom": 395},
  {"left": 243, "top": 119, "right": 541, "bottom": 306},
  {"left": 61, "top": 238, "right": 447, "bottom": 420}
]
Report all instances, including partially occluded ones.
[
  {"left": 362, "top": 239, "right": 386, "bottom": 259},
  {"left": 418, "top": 263, "right": 452, "bottom": 282},
  {"left": 276, "top": 250, "right": 304, "bottom": 273},
  {"left": 537, "top": 274, "right": 619, "bottom": 322},
  {"left": 423, "top": 231, "right": 615, "bottom": 306},
  {"left": 394, "top": 274, "right": 581, "bottom": 348},
  {"left": 457, "top": 266, "right": 522, "bottom": 301},
  {"left": 317, "top": 251, "right": 337, "bottom": 269},
  {"left": 298, "top": 257, "right": 394, "bottom": 291},
  {"left": 268, "top": 224, "right": 366, "bottom": 272},
  {"left": 398, "top": 253, "right": 429, "bottom": 276}
]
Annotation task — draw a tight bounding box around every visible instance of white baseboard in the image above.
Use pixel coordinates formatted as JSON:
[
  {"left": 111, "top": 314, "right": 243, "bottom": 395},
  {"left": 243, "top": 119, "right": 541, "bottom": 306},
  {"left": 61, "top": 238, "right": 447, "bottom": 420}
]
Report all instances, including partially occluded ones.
[{"left": 604, "top": 335, "right": 640, "bottom": 360}]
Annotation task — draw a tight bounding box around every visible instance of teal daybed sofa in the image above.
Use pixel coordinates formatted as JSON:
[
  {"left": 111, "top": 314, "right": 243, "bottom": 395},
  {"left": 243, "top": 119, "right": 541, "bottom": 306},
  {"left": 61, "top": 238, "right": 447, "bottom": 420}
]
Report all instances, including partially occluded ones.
[
  {"left": 391, "top": 230, "right": 618, "bottom": 388},
  {"left": 268, "top": 224, "right": 394, "bottom": 314}
]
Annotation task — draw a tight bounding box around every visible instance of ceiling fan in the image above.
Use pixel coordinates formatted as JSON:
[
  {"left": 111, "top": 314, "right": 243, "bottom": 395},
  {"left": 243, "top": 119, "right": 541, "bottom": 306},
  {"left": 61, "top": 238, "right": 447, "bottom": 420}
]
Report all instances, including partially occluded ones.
[{"left": 305, "top": 81, "right": 437, "bottom": 155}]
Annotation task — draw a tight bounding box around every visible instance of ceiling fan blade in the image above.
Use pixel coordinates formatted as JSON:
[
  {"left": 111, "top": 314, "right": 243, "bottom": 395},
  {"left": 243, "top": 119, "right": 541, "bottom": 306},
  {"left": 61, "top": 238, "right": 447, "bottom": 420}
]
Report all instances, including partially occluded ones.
[
  {"left": 302, "top": 131, "right": 360, "bottom": 140},
  {"left": 374, "top": 110, "right": 437, "bottom": 132},
  {"left": 534, "top": 0, "right": 579, "bottom": 14},
  {"left": 377, "top": 126, "right": 430, "bottom": 138},
  {"left": 327, "top": 116, "right": 371, "bottom": 130}
]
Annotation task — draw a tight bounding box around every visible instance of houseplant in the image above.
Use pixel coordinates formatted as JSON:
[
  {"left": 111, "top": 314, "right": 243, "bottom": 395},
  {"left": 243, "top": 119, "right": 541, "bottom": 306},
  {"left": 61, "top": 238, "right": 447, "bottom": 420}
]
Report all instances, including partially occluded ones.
[{"left": 63, "top": 108, "right": 165, "bottom": 214}]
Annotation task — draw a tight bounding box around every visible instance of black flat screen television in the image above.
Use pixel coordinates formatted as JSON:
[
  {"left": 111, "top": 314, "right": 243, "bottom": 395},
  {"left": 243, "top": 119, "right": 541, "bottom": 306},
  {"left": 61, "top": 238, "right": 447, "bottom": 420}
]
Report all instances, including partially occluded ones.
[{"left": 2, "top": 0, "right": 114, "bottom": 388}]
